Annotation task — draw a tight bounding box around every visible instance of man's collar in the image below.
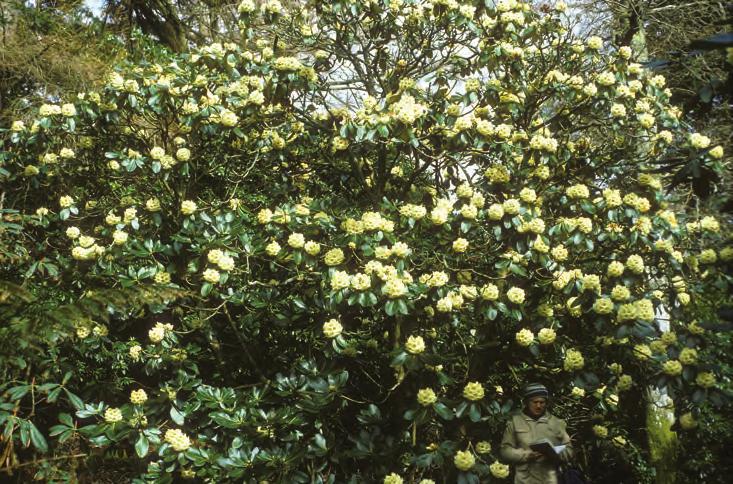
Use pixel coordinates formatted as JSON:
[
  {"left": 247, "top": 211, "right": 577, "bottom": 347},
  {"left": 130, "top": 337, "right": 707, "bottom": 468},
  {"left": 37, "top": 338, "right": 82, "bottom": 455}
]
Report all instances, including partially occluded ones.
[{"left": 522, "top": 412, "right": 549, "bottom": 422}]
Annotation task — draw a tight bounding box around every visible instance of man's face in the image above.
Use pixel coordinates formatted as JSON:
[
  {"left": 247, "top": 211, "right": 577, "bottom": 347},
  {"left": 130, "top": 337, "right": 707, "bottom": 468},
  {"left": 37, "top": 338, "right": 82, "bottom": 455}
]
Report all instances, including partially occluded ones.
[{"left": 527, "top": 396, "right": 547, "bottom": 417}]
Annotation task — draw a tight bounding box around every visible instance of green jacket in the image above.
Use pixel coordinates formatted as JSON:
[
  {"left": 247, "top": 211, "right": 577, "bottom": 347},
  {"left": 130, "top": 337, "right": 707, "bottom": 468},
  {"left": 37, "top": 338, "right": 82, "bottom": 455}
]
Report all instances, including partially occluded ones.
[{"left": 500, "top": 412, "right": 573, "bottom": 484}]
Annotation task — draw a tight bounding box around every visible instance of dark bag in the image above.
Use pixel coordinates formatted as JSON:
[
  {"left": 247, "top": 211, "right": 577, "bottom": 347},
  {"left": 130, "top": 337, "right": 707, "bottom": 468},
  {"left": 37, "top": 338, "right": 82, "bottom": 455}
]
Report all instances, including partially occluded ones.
[{"left": 558, "top": 465, "right": 587, "bottom": 484}]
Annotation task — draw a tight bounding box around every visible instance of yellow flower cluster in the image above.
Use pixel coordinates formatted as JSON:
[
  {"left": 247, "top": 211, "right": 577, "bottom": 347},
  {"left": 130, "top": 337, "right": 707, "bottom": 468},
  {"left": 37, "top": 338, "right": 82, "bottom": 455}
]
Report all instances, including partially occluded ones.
[
  {"left": 454, "top": 450, "right": 476, "bottom": 471},
  {"left": 485, "top": 164, "right": 511, "bottom": 184},
  {"left": 537, "top": 304, "right": 554, "bottom": 318},
  {"left": 144, "top": 197, "right": 161, "bottom": 212},
  {"left": 635, "top": 299, "right": 655, "bottom": 321},
  {"left": 700, "top": 216, "right": 720, "bottom": 232},
  {"left": 593, "top": 297, "right": 614, "bottom": 315},
  {"left": 490, "top": 461, "right": 510, "bottom": 478},
  {"left": 626, "top": 254, "right": 644, "bottom": 274},
  {"left": 634, "top": 343, "right": 652, "bottom": 361},
  {"left": 165, "top": 428, "right": 192, "bottom": 452},
  {"left": 382, "top": 277, "right": 408, "bottom": 298},
  {"left": 679, "top": 412, "right": 697, "bottom": 430},
  {"left": 130, "top": 389, "right": 148, "bottom": 405},
  {"left": 699, "top": 249, "right": 717, "bottom": 264},
  {"left": 456, "top": 182, "right": 474, "bottom": 198},
  {"left": 623, "top": 193, "right": 650, "bottom": 212},
  {"left": 481, "top": 283, "right": 499, "bottom": 300},
  {"left": 581, "top": 274, "right": 601, "bottom": 293},
  {"left": 39, "top": 103, "right": 63, "bottom": 116},
  {"left": 537, "top": 328, "right": 556, "bottom": 345},
  {"left": 59, "top": 195, "right": 75, "bottom": 208},
  {"left": 617, "top": 375, "right": 633, "bottom": 391},
  {"left": 452, "top": 238, "right": 469, "bottom": 253},
  {"left": 566, "top": 184, "right": 590, "bottom": 199},
  {"left": 129, "top": 345, "right": 142, "bottom": 360},
  {"left": 435, "top": 296, "right": 453, "bottom": 313},
  {"left": 551, "top": 245, "right": 568, "bottom": 261},
  {"left": 564, "top": 349, "right": 585, "bottom": 371},
  {"left": 476, "top": 441, "right": 492, "bottom": 454},
  {"left": 679, "top": 348, "right": 698, "bottom": 365},
  {"left": 689, "top": 133, "right": 710, "bottom": 149},
  {"left": 324, "top": 248, "right": 345, "bottom": 266},
  {"left": 459, "top": 285, "right": 478, "bottom": 300},
  {"left": 202, "top": 268, "right": 221, "bottom": 284},
  {"left": 611, "top": 285, "right": 630, "bottom": 301},
  {"left": 330, "top": 271, "right": 351, "bottom": 291},
  {"left": 304, "top": 241, "right": 321, "bottom": 256},
  {"left": 649, "top": 340, "right": 666, "bottom": 354},
  {"left": 506, "top": 286, "right": 525, "bottom": 304},
  {"left": 272, "top": 56, "right": 303, "bottom": 71},
  {"left": 417, "top": 388, "right": 437, "bottom": 406},
  {"left": 181, "top": 200, "right": 197, "bottom": 215},
  {"left": 587, "top": 36, "right": 603, "bottom": 50},
  {"left": 399, "top": 203, "right": 427, "bottom": 219},
  {"left": 460, "top": 204, "right": 478, "bottom": 220},
  {"left": 695, "top": 372, "right": 715, "bottom": 388},
  {"left": 532, "top": 235, "right": 549, "bottom": 253},
  {"left": 577, "top": 217, "right": 593, "bottom": 233},
  {"left": 421, "top": 271, "right": 449, "bottom": 287},
  {"left": 616, "top": 302, "right": 637, "bottom": 322},
  {"left": 390, "top": 94, "right": 427, "bottom": 124},
  {"left": 265, "top": 241, "right": 281, "bottom": 256},
  {"left": 606, "top": 261, "right": 624, "bottom": 278},
  {"left": 405, "top": 335, "right": 426, "bottom": 354},
  {"left": 515, "top": 328, "right": 534, "bottom": 346},
  {"left": 663, "top": 359, "right": 683, "bottom": 376},
  {"left": 638, "top": 173, "right": 661, "bottom": 189},
  {"left": 383, "top": 473, "right": 403, "bottom": 484},
  {"left": 610, "top": 103, "right": 627, "bottom": 118},
  {"left": 149, "top": 322, "right": 173, "bottom": 343},
  {"left": 487, "top": 203, "right": 505, "bottom": 220},
  {"left": 104, "top": 407, "right": 123, "bottom": 423},
  {"left": 612, "top": 436, "right": 628, "bottom": 448},
  {"left": 351, "top": 273, "right": 371, "bottom": 291},
  {"left": 529, "top": 134, "right": 558, "bottom": 152},
  {"left": 593, "top": 425, "right": 608, "bottom": 438},
  {"left": 463, "top": 381, "right": 485, "bottom": 401},
  {"left": 571, "top": 386, "right": 586, "bottom": 398},
  {"left": 552, "top": 269, "right": 576, "bottom": 290},
  {"left": 323, "top": 319, "right": 343, "bottom": 338},
  {"left": 603, "top": 188, "right": 623, "bottom": 207}
]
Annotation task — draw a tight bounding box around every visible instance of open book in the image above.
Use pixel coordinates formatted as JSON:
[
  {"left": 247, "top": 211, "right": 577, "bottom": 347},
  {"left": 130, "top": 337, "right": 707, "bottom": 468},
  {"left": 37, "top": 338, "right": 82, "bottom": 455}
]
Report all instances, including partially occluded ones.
[{"left": 530, "top": 438, "right": 566, "bottom": 460}]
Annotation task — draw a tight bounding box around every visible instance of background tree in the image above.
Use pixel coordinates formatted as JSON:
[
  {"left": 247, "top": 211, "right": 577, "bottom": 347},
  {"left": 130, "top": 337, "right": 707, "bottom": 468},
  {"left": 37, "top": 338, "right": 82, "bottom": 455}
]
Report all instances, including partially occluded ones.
[
  {"left": 569, "top": 0, "right": 732, "bottom": 205},
  {"left": 0, "top": 1, "right": 120, "bottom": 126}
]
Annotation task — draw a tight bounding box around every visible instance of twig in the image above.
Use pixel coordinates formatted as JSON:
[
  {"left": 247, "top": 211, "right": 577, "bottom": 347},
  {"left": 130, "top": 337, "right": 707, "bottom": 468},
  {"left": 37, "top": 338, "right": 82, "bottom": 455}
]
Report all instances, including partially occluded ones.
[{"left": 3, "top": 453, "right": 87, "bottom": 472}]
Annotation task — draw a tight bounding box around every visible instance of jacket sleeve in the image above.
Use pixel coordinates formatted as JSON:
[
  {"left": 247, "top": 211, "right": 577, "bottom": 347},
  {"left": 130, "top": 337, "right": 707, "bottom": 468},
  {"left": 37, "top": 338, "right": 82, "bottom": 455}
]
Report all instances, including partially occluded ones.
[
  {"left": 557, "top": 419, "right": 574, "bottom": 463},
  {"left": 500, "top": 419, "right": 532, "bottom": 464}
]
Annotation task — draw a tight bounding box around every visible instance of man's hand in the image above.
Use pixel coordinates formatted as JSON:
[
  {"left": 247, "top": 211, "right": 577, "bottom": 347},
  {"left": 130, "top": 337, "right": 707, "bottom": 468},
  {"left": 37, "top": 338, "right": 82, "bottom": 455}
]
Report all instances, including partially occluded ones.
[{"left": 527, "top": 451, "right": 544, "bottom": 461}]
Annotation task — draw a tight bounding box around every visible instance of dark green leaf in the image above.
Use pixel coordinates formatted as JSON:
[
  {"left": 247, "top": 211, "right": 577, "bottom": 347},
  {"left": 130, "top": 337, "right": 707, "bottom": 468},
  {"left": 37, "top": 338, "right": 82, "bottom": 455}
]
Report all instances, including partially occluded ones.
[
  {"left": 29, "top": 422, "right": 48, "bottom": 453},
  {"left": 170, "top": 406, "right": 185, "bottom": 425},
  {"left": 135, "top": 433, "right": 149, "bottom": 457},
  {"left": 433, "top": 402, "right": 454, "bottom": 420},
  {"left": 64, "top": 389, "right": 84, "bottom": 410}
]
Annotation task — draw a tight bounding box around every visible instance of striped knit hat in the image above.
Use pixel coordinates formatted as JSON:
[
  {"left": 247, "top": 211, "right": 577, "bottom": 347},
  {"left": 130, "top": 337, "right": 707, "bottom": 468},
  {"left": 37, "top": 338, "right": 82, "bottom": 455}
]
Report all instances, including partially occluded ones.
[{"left": 523, "top": 382, "right": 549, "bottom": 400}]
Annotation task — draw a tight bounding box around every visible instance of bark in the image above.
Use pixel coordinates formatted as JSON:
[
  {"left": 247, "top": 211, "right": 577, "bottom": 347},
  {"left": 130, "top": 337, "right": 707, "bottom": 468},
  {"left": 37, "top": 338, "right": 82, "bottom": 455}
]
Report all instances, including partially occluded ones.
[{"left": 129, "top": 0, "right": 187, "bottom": 52}]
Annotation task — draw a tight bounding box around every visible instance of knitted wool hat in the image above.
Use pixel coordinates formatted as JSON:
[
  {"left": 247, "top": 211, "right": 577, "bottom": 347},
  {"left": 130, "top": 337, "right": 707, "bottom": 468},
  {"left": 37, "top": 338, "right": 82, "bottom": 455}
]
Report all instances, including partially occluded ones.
[{"left": 523, "top": 382, "right": 549, "bottom": 400}]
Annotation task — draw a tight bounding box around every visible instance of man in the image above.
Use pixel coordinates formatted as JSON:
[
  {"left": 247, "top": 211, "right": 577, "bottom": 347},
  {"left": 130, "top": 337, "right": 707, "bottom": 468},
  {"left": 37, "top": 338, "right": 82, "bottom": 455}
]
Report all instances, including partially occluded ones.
[{"left": 500, "top": 383, "right": 573, "bottom": 484}]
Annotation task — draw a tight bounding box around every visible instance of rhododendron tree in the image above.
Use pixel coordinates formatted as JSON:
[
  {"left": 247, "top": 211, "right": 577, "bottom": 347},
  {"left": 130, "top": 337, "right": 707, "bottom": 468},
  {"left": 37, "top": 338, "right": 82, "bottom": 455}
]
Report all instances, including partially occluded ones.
[{"left": 1, "top": 0, "right": 730, "bottom": 482}]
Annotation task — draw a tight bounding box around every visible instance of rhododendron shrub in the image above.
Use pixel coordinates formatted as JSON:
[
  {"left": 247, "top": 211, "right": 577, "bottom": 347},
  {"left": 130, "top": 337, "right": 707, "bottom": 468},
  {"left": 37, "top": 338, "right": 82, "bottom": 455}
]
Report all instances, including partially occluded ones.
[{"left": 1, "top": 0, "right": 730, "bottom": 481}]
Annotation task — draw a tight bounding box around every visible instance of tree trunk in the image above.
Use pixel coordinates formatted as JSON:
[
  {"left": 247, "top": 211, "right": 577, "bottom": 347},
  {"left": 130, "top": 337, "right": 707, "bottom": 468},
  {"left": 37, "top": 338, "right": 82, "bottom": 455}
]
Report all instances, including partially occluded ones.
[
  {"left": 130, "top": 0, "right": 187, "bottom": 52},
  {"left": 646, "top": 389, "right": 677, "bottom": 484}
]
